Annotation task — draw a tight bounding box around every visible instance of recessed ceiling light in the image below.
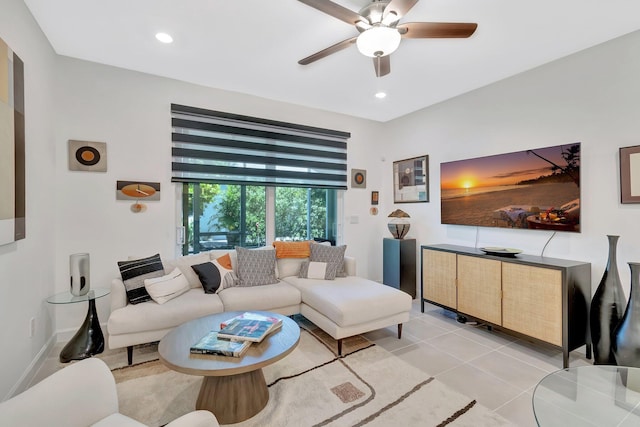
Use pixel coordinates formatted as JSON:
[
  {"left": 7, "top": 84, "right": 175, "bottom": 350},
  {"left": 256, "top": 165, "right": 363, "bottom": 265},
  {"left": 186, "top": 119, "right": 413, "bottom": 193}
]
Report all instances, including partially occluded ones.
[
  {"left": 375, "top": 91, "right": 387, "bottom": 99},
  {"left": 155, "top": 32, "right": 173, "bottom": 44}
]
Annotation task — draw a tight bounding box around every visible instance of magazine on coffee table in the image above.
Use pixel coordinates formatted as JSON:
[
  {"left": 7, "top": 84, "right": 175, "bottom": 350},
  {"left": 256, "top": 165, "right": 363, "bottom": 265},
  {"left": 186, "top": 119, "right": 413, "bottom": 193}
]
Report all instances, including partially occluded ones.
[
  {"left": 190, "top": 331, "right": 251, "bottom": 357},
  {"left": 220, "top": 312, "right": 283, "bottom": 332},
  {"left": 217, "top": 318, "right": 279, "bottom": 343}
]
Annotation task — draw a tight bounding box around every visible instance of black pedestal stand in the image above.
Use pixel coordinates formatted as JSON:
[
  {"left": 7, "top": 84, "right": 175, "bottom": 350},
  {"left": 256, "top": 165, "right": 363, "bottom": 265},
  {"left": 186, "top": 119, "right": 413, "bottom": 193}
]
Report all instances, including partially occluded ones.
[{"left": 59, "top": 298, "right": 105, "bottom": 363}]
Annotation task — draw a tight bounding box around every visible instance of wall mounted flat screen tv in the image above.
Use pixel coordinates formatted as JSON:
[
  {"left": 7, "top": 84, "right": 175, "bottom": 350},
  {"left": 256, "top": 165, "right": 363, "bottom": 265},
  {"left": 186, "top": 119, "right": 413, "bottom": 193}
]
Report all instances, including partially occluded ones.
[{"left": 440, "top": 143, "right": 581, "bottom": 232}]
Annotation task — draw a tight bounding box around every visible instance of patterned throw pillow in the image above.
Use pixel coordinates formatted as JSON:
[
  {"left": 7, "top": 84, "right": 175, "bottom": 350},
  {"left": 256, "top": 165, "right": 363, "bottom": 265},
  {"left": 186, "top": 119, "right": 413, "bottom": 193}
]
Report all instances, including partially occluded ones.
[
  {"left": 235, "top": 246, "right": 278, "bottom": 287},
  {"left": 117, "top": 254, "right": 165, "bottom": 304},
  {"left": 191, "top": 259, "right": 238, "bottom": 294},
  {"left": 213, "top": 258, "right": 239, "bottom": 292},
  {"left": 309, "top": 244, "right": 347, "bottom": 277},
  {"left": 299, "top": 261, "right": 338, "bottom": 280},
  {"left": 143, "top": 267, "right": 190, "bottom": 304}
]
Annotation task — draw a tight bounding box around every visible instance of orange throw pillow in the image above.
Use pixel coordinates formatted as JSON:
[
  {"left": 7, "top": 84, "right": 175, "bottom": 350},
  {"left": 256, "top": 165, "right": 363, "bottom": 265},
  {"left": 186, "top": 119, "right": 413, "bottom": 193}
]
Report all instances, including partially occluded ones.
[
  {"left": 216, "top": 253, "right": 233, "bottom": 270},
  {"left": 272, "top": 241, "right": 311, "bottom": 259}
]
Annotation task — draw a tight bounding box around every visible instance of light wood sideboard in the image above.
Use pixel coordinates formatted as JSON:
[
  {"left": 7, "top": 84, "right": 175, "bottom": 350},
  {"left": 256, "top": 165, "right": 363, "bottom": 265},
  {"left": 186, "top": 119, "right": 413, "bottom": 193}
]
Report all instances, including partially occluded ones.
[{"left": 421, "top": 244, "right": 591, "bottom": 368}]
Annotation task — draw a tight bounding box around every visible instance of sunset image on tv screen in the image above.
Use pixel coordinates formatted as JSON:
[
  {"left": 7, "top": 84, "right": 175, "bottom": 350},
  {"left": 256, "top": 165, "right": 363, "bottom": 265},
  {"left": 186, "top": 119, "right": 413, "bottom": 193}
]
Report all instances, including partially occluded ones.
[{"left": 440, "top": 143, "right": 580, "bottom": 232}]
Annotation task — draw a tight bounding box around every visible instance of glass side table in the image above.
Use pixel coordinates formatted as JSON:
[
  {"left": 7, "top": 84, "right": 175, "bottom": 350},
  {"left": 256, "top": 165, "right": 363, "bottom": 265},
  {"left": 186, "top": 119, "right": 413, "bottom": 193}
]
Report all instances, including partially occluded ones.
[
  {"left": 533, "top": 365, "right": 640, "bottom": 426},
  {"left": 46, "top": 287, "right": 110, "bottom": 363}
]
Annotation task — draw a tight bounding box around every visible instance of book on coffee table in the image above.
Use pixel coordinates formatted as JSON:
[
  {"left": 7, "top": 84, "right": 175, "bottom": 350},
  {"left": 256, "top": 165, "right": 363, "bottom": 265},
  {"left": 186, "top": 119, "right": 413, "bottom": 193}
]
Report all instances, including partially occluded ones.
[
  {"left": 190, "top": 331, "right": 251, "bottom": 357},
  {"left": 217, "top": 318, "right": 278, "bottom": 343},
  {"left": 220, "top": 312, "right": 283, "bottom": 333}
]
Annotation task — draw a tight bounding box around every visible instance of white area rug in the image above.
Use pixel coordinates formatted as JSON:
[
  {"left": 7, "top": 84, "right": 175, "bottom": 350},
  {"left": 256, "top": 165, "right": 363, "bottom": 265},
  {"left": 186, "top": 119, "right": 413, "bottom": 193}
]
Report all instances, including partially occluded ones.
[{"left": 113, "top": 329, "right": 514, "bottom": 427}]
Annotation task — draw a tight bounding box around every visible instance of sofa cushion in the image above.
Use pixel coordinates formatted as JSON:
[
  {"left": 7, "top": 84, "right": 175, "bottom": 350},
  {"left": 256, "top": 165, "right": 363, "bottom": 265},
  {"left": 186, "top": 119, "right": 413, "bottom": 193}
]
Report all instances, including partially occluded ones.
[
  {"left": 276, "top": 257, "right": 307, "bottom": 278},
  {"left": 143, "top": 267, "right": 190, "bottom": 304},
  {"left": 191, "top": 260, "right": 238, "bottom": 293},
  {"left": 309, "top": 244, "right": 347, "bottom": 277},
  {"left": 236, "top": 246, "right": 278, "bottom": 287},
  {"left": 107, "top": 288, "right": 224, "bottom": 335},
  {"left": 164, "top": 252, "right": 211, "bottom": 289},
  {"left": 217, "top": 281, "right": 301, "bottom": 312},
  {"left": 299, "top": 261, "right": 337, "bottom": 280},
  {"left": 283, "top": 276, "right": 412, "bottom": 327},
  {"left": 272, "top": 241, "right": 311, "bottom": 258},
  {"left": 117, "top": 254, "right": 165, "bottom": 304}
]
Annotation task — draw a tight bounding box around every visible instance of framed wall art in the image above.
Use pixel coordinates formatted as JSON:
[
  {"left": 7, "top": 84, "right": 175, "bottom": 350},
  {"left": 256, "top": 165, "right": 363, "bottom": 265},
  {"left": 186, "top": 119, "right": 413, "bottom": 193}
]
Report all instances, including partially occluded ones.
[
  {"left": 371, "top": 191, "right": 379, "bottom": 205},
  {"left": 1, "top": 37, "right": 25, "bottom": 245},
  {"left": 351, "top": 169, "right": 366, "bottom": 189},
  {"left": 620, "top": 145, "right": 640, "bottom": 204},
  {"left": 69, "top": 140, "right": 107, "bottom": 172},
  {"left": 116, "top": 181, "right": 161, "bottom": 201},
  {"left": 393, "top": 156, "right": 428, "bottom": 203}
]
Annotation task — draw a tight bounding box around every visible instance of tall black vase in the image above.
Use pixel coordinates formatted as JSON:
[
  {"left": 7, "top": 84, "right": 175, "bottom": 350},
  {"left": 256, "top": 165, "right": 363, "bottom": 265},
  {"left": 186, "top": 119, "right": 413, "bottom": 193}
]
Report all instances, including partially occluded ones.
[
  {"left": 590, "top": 235, "right": 625, "bottom": 365},
  {"left": 613, "top": 262, "right": 640, "bottom": 367}
]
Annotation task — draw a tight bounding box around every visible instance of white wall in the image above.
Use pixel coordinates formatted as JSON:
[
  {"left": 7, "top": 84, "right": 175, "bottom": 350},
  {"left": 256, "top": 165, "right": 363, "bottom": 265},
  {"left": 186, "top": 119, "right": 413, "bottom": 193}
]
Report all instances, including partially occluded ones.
[
  {"left": 0, "top": 0, "right": 57, "bottom": 399},
  {"left": 374, "top": 30, "right": 640, "bottom": 297},
  {"left": 52, "top": 57, "right": 385, "bottom": 336}
]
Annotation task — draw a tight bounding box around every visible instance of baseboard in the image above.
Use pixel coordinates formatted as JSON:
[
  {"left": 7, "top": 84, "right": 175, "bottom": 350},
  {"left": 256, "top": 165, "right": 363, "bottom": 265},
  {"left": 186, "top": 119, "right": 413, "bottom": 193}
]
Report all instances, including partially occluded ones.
[
  {"left": 5, "top": 321, "right": 108, "bottom": 400},
  {"left": 5, "top": 334, "right": 56, "bottom": 400}
]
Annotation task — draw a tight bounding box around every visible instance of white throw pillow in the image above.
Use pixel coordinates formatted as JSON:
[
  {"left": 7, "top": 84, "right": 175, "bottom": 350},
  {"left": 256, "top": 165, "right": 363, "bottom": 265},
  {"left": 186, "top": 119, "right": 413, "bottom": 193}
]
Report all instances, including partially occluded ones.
[
  {"left": 307, "top": 261, "right": 329, "bottom": 279},
  {"left": 173, "top": 252, "right": 211, "bottom": 288},
  {"left": 144, "top": 267, "right": 190, "bottom": 304},
  {"left": 298, "top": 261, "right": 337, "bottom": 280}
]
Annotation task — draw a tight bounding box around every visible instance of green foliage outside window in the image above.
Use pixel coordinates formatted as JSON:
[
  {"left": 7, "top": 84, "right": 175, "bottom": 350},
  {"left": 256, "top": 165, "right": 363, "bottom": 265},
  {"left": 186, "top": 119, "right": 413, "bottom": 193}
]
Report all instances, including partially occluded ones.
[{"left": 183, "top": 183, "right": 336, "bottom": 254}]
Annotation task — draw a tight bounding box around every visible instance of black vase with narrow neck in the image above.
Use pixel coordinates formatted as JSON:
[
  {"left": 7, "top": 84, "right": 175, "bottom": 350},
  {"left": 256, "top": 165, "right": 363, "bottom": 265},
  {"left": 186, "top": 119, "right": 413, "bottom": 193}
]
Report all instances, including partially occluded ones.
[{"left": 590, "top": 235, "right": 625, "bottom": 365}]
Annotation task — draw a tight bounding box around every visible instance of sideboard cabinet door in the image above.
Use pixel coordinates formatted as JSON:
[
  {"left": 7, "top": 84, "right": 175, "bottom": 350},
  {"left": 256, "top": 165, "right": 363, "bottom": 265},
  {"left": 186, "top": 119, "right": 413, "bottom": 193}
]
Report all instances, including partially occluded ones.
[
  {"left": 422, "top": 249, "right": 457, "bottom": 309},
  {"left": 502, "top": 263, "right": 563, "bottom": 346},
  {"left": 457, "top": 255, "right": 502, "bottom": 325}
]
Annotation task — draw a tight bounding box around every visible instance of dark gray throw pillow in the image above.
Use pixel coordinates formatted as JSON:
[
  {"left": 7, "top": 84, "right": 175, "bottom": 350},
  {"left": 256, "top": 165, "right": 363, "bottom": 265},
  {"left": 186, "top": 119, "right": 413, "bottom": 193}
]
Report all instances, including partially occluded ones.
[
  {"left": 309, "top": 244, "right": 347, "bottom": 277},
  {"left": 117, "top": 254, "right": 164, "bottom": 304},
  {"left": 191, "top": 261, "right": 222, "bottom": 294}
]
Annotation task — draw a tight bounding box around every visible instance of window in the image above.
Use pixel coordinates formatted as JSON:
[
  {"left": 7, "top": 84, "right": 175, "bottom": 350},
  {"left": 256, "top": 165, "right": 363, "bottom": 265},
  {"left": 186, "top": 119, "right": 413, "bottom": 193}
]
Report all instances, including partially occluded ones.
[
  {"left": 275, "top": 187, "right": 336, "bottom": 242},
  {"left": 183, "top": 184, "right": 338, "bottom": 254},
  {"left": 172, "top": 104, "right": 348, "bottom": 255}
]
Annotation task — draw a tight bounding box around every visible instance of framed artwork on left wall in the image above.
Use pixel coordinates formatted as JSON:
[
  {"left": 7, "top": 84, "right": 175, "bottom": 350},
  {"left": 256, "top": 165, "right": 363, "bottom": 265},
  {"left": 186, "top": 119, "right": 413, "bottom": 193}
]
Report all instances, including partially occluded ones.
[{"left": 0, "top": 37, "right": 25, "bottom": 245}]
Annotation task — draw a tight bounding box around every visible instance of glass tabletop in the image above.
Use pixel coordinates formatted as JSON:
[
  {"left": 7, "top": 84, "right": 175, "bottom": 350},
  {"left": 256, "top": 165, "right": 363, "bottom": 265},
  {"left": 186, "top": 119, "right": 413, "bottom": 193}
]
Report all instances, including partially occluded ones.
[
  {"left": 533, "top": 365, "right": 640, "bottom": 426},
  {"left": 46, "top": 287, "right": 110, "bottom": 304}
]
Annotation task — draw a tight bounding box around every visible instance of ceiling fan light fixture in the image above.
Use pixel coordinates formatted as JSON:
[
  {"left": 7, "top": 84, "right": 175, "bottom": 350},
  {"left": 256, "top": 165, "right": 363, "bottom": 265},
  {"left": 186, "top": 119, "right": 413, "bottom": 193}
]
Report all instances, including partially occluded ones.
[{"left": 356, "top": 26, "right": 401, "bottom": 58}]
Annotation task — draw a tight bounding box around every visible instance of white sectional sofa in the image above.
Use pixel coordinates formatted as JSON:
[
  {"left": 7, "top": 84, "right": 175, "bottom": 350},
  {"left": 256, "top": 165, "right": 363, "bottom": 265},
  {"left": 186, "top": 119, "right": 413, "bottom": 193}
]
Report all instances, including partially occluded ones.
[{"left": 107, "top": 245, "right": 412, "bottom": 364}]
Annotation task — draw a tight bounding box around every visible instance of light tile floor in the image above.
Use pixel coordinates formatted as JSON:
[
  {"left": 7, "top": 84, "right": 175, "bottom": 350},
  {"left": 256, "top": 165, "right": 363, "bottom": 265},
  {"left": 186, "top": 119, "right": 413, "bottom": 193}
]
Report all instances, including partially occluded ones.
[
  {"left": 33, "top": 299, "right": 592, "bottom": 426},
  {"left": 361, "top": 300, "right": 592, "bottom": 427}
]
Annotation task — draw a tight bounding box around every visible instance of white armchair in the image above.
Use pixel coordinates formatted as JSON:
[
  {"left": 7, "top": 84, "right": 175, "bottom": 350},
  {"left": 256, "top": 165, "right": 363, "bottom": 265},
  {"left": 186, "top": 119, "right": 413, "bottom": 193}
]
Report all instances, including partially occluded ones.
[{"left": 0, "top": 358, "right": 219, "bottom": 427}]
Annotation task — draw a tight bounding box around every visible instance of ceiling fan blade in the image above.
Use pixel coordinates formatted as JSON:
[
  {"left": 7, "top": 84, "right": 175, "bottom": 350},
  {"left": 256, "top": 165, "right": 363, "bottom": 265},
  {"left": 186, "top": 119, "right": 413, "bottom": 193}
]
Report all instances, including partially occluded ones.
[
  {"left": 374, "top": 55, "right": 391, "bottom": 77},
  {"left": 297, "top": 0, "right": 365, "bottom": 25},
  {"left": 384, "top": 0, "right": 419, "bottom": 20},
  {"left": 398, "top": 22, "right": 478, "bottom": 38},
  {"left": 298, "top": 37, "right": 358, "bottom": 65}
]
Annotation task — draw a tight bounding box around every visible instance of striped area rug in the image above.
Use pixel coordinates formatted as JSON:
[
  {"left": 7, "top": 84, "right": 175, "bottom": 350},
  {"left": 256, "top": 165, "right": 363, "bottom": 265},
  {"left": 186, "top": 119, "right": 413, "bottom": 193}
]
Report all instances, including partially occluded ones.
[{"left": 113, "top": 328, "right": 514, "bottom": 427}]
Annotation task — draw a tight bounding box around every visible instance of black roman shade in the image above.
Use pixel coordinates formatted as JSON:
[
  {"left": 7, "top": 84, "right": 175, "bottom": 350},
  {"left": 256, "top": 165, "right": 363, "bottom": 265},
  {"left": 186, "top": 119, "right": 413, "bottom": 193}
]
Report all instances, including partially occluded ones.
[{"left": 171, "top": 104, "right": 350, "bottom": 189}]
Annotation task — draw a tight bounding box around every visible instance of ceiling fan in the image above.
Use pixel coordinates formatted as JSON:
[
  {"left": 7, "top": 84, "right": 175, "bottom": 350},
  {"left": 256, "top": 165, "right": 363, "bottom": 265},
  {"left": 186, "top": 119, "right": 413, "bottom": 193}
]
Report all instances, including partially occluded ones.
[{"left": 297, "top": 0, "right": 477, "bottom": 77}]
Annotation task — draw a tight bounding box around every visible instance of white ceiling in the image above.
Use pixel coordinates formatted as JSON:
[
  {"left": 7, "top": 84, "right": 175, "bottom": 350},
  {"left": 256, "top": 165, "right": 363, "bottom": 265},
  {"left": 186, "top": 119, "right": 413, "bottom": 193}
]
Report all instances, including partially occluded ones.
[{"left": 23, "top": 0, "right": 640, "bottom": 122}]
